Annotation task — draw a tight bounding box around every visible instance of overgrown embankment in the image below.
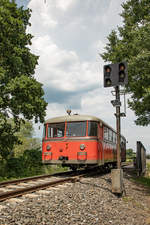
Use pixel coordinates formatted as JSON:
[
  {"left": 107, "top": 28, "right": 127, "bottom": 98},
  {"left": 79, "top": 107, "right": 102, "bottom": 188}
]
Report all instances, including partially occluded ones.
[
  {"left": 0, "top": 148, "right": 67, "bottom": 181},
  {"left": 132, "top": 163, "right": 150, "bottom": 188}
]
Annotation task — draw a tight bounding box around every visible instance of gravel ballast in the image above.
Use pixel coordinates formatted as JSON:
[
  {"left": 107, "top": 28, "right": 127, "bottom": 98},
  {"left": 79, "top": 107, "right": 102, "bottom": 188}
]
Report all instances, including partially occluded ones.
[{"left": 0, "top": 172, "right": 150, "bottom": 225}]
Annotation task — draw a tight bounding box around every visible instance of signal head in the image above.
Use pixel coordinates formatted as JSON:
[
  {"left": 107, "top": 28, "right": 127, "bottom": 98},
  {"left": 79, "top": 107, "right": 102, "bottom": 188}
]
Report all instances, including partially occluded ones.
[
  {"left": 104, "top": 64, "right": 113, "bottom": 87},
  {"left": 119, "top": 63, "right": 126, "bottom": 83},
  {"left": 103, "top": 62, "right": 128, "bottom": 88}
]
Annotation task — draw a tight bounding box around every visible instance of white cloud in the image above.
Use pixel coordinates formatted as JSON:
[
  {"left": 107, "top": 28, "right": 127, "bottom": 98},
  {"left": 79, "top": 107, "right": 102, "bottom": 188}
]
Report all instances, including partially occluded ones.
[
  {"left": 31, "top": 35, "right": 100, "bottom": 92},
  {"left": 55, "top": 0, "right": 75, "bottom": 11},
  {"left": 101, "top": 0, "right": 123, "bottom": 26},
  {"left": 26, "top": 0, "right": 150, "bottom": 152}
]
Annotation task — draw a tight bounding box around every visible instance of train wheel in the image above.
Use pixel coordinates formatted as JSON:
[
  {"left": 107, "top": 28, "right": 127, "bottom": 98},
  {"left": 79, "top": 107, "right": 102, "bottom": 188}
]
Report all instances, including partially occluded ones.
[{"left": 70, "top": 166, "right": 77, "bottom": 171}]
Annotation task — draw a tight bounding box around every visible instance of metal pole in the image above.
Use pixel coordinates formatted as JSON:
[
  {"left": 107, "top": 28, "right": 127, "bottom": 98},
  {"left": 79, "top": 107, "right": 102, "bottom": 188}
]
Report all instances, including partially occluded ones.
[
  {"left": 115, "top": 86, "right": 121, "bottom": 169},
  {"left": 111, "top": 86, "right": 123, "bottom": 194}
]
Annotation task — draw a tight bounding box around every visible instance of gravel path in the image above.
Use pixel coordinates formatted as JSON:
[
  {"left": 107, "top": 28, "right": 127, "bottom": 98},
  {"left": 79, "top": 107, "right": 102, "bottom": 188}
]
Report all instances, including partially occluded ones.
[{"left": 0, "top": 172, "right": 150, "bottom": 225}]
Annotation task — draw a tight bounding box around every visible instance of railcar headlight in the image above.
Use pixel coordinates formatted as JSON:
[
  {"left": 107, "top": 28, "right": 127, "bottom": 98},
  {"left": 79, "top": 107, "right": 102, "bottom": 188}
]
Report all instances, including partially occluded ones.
[
  {"left": 80, "top": 144, "right": 85, "bottom": 150},
  {"left": 46, "top": 145, "right": 51, "bottom": 151}
]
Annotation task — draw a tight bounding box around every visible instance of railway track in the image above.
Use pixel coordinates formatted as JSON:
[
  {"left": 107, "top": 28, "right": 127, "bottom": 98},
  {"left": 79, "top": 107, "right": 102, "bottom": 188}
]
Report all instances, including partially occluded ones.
[
  {"left": 0, "top": 170, "right": 76, "bottom": 187},
  {"left": 0, "top": 169, "right": 98, "bottom": 202},
  {"left": 0, "top": 164, "right": 128, "bottom": 202}
]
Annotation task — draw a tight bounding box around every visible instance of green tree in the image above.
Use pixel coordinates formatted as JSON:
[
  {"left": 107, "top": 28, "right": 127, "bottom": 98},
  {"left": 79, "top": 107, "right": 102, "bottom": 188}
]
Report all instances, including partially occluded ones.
[
  {"left": 146, "top": 154, "right": 150, "bottom": 159},
  {"left": 13, "top": 120, "right": 41, "bottom": 157},
  {"left": 0, "top": 0, "right": 47, "bottom": 159},
  {"left": 126, "top": 148, "right": 136, "bottom": 159},
  {"left": 101, "top": 0, "right": 150, "bottom": 126}
]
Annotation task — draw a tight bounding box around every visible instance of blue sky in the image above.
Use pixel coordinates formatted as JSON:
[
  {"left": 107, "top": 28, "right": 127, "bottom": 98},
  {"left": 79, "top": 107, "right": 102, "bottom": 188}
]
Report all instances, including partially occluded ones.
[
  {"left": 15, "top": 0, "right": 150, "bottom": 152},
  {"left": 16, "top": 0, "right": 29, "bottom": 8}
]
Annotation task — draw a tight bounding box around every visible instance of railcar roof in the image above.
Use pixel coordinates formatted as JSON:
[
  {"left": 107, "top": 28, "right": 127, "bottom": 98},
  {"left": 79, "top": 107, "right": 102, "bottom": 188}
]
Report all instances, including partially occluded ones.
[
  {"left": 45, "top": 114, "right": 101, "bottom": 124},
  {"left": 45, "top": 114, "right": 112, "bottom": 132},
  {"left": 44, "top": 114, "right": 126, "bottom": 140}
]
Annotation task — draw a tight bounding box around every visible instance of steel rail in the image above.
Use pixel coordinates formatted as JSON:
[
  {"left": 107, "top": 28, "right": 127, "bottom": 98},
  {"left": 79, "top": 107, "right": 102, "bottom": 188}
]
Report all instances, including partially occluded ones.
[
  {"left": 0, "top": 166, "right": 111, "bottom": 202},
  {"left": 0, "top": 170, "right": 75, "bottom": 187},
  {"left": 0, "top": 176, "right": 79, "bottom": 202},
  {"left": 0, "top": 168, "right": 100, "bottom": 202}
]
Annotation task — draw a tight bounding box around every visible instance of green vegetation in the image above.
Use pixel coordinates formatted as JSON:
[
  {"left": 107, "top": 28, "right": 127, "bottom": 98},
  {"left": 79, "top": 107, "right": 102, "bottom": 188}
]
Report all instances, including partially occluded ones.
[
  {"left": 0, "top": 120, "right": 68, "bottom": 181},
  {"left": 0, "top": 148, "right": 68, "bottom": 182},
  {"left": 126, "top": 148, "right": 136, "bottom": 161},
  {"left": 131, "top": 163, "right": 150, "bottom": 188},
  {"left": 0, "top": 0, "right": 47, "bottom": 160},
  {"left": 132, "top": 176, "right": 150, "bottom": 188},
  {"left": 0, "top": 1, "right": 68, "bottom": 181},
  {"left": 0, "top": 148, "right": 42, "bottom": 180},
  {"left": 13, "top": 120, "right": 41, "bottom": 157},
  {"left": 146, "top": 154, "right": 150, "bottom": 159},
  {"left": 101, "top": 0, "right": 150, "bottom": 126}
]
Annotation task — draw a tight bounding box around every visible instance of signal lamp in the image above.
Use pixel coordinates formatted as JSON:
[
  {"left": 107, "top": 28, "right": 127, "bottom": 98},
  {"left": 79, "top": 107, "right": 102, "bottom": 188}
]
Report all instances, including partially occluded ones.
[
  {"left": 119, "top": 63, "right": 126, "bottom": 83},
  {"left": 106, "top": 66, "right": 111, "bottom": 73},
  {"left": 105, "top": 78, "right": 111, "bottom": 86}
]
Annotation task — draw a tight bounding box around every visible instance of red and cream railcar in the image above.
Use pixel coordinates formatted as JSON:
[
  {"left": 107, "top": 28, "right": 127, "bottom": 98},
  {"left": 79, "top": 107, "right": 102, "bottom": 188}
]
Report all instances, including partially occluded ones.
[{"left": 42, "top": 114, "right": 126, "bottom": 170}]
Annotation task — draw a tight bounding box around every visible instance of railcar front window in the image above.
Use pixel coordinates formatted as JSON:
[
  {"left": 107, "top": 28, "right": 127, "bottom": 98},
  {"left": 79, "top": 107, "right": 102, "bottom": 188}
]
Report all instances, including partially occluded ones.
[
  {"left": 66, "top": 122, "right": 86, "bottom": 137},
  {"left": 47, "top": 123, "right": 65, "bottom": 138},
  {"left": 88, "top": 121, "right": 98, "bottom": 136}
]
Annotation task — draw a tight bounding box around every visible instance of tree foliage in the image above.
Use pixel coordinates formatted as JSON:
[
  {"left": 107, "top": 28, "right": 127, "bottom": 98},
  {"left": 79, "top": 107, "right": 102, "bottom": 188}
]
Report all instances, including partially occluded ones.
[
  {"left": 13, "top": 120, "right": 41, "bottom": 157},
  {"left": 4, "top": 148, "right": 43, "bottom": 178},
  {"left": 126, "top": 148, "right": 136, "bottom": 159},
  {"left": 0, "top": 0, "right": 47, "bottom": 159},
  {"left": 101, "top": 0, "right": 150, "bottom": 126}
]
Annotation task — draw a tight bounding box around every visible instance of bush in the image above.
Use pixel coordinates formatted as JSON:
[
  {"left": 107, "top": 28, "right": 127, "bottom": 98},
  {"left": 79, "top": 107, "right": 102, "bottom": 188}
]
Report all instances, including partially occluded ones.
[
  {"left": 0, "top": 148, "right": 44, "bottom": 179},
  {"left": 146, "top": 154, "right": 150, "bottom": 159},
  {"left": 6, "top": 157, "right": 25, "bottom": 177},
  {"left": 22, "top": 148, "right": 43, "bottom": 176},
  {"left": 0, "top": 148, "right": 68, "bottom": 181}
]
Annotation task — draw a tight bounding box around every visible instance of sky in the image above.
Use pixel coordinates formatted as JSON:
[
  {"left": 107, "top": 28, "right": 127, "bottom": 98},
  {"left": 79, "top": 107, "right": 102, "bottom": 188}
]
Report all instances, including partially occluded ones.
[{"left": 16, "top": 0, "right": 150, "bottom": 153}]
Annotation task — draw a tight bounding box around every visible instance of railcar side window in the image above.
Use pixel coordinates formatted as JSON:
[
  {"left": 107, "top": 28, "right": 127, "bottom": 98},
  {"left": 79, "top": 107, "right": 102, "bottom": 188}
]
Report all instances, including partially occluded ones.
[
  {"left": 121, "top": 137, "right": 126, "bottom": 148},
  {"left": 104, "top": 126, "right": 109, "bottom": 140},
  {"left": 66, "top": 122, "right": 86, "bottom": 137},
  {"left": 108, "top": 129, "right": 113, "bottom": 142},
  {"left": 47, "top": 123, "right": 65, "bottom": 138},
  {"left": 113, "top": 132, "right": 117, "bottom": 143},
  {"left": 88, "top": 121, "right": 98, "bottom": 136}
]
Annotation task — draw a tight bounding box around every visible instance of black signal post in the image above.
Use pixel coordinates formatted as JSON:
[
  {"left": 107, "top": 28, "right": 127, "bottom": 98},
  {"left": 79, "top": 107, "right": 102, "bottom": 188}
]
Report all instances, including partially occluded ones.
[
  {"left": 103, "top": 62, "right": 128, "bottom": 194},
  {"left": 115, "top": 86, "right": 121, "bottom": 169}
]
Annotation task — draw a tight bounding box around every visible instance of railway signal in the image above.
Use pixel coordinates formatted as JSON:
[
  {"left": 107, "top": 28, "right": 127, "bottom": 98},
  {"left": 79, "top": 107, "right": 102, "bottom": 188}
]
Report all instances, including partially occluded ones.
[
  {"left": 104, "top": 65, "right": 112, "bottom": 87},
  {"left": 103, "top": 62, "right": 128, "bottom": 87},
  {"left": 103, "top": 62, "right": 128, "bottom": 195},
  {"left": 118, "top": 62, "right": 128, "bottom": 85}
]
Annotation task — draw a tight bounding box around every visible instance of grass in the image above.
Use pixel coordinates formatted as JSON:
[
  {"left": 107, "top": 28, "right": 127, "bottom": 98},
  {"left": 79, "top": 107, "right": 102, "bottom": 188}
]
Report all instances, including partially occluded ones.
[
  {"left": 0, "top": 165, "right": 69, "bottom": 182},
  {"left": 132, "top": 176, "right": 150, "bottom": 188},
  {"left": 131, "top": 163, "right": 150, "bottom": 188},
  {"left": 42, "top": 164, "right": 69, "bottom": 175}
]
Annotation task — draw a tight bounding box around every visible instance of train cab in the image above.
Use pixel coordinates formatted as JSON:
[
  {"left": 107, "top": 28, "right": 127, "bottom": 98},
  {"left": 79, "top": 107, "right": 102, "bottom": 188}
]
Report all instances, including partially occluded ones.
[
  {"left": 42, "top": 114, "right": 102, "bottom": 168},
  {"left": 42, "top": 113, "right": 126, "bottom": 170}
]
